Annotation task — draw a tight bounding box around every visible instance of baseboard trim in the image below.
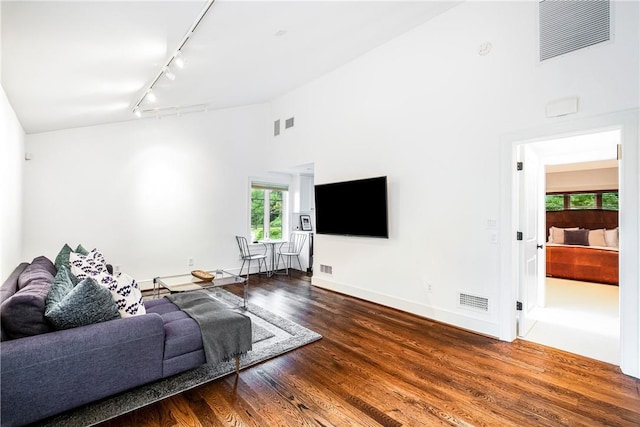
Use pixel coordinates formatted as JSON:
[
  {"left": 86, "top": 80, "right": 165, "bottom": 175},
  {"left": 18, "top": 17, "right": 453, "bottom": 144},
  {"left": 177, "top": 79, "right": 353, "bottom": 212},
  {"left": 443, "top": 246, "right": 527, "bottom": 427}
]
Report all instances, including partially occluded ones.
[{"left": 311, "top": 276, "right": 500, "bottom": 339}]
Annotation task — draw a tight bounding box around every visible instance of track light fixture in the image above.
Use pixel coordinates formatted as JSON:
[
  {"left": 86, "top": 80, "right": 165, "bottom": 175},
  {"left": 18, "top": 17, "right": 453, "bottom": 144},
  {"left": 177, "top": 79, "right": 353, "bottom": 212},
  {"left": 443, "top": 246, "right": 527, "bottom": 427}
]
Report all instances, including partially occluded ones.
[
  {"left": 163, "top": 66, "right": 176, "bottom": 81},
  {"left": 173, "top": 51, "right": 185, "bottom": 69},
  {"left": 131, "top": 0, "right": 216, "bottom": 117}
]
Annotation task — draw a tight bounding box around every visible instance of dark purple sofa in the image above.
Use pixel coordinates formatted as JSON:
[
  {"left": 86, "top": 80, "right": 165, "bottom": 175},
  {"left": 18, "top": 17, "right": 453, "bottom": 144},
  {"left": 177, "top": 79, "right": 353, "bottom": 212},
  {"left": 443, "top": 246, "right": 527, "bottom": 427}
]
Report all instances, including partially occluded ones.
[{"left": 0, "top": 258, "right": 206, "bottom": 427}]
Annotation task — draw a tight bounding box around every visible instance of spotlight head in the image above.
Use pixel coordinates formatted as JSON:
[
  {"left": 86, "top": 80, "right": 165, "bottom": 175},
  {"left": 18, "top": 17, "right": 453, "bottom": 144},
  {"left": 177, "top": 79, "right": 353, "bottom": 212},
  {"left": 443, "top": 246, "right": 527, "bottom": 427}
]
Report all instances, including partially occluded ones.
[
  {"left": 146, "top": 89, "right": 156, "bottom": 103},
  {"left": 174, "top": 51, "right": 185, "bottom": 69},
  {"left": 133, "top": 107, "right": 142, "bottom": 117},
  {"left": 163, "top": 67, "right": 175, "bottom": 81}
]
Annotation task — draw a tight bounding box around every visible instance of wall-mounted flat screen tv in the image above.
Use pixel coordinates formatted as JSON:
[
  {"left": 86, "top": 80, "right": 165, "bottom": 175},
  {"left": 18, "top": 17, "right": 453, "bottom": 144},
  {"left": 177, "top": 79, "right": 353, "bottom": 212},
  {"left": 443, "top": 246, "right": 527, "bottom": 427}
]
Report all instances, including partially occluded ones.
[{"left": 314, "top": 176, "right": 388, "bottom": 238}]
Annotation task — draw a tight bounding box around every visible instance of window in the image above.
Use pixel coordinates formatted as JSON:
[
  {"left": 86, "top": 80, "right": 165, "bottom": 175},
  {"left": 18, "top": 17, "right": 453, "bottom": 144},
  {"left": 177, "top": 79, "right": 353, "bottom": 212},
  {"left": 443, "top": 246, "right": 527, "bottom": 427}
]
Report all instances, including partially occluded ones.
[
  {"left": 545, "top": 194, "right": 564, "bottom": 211},
  {"left": 545, "top": 191, "right": 618, "bottom": 211},
  {"left": 602, "top": 192, "right": 619, "bottom": 210},
  {"left": 569, "top": 193, "right": 596, "bottom": 210},
  {"left": 250, "top": 182, "right": 288, "bottom": 242}
]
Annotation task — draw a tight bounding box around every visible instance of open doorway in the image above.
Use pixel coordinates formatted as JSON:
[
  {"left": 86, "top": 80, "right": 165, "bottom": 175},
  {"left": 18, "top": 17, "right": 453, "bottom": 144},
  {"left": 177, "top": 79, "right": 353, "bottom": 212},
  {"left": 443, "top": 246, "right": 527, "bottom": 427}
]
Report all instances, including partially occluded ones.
[
  {"left": 501, "top": 110, "right": 639, "bottom": 378},
  {"left": 519, "top": 132, "right": 620, "bottom": 364}
]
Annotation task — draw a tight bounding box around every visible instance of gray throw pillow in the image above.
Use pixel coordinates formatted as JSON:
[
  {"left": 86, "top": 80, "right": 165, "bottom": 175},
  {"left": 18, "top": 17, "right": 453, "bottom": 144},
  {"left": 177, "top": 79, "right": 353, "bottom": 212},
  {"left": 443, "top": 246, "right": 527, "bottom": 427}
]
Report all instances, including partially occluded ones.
[
  {"left": 54, "top": 244, "right": 74, "bottom": 270},
  {"left": 75, "top": 244, "right": 89, "bottom": 256},
  {"left": 45, "top": 272, "right": 120, "bottom": 330}
]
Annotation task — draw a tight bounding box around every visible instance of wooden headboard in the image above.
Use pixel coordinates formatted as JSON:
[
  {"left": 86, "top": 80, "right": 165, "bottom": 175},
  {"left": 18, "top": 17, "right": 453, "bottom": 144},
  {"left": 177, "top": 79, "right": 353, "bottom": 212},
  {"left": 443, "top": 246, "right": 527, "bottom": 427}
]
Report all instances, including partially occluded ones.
[{"left": 546, "top": 209, "right": 619, "bottom": 230}]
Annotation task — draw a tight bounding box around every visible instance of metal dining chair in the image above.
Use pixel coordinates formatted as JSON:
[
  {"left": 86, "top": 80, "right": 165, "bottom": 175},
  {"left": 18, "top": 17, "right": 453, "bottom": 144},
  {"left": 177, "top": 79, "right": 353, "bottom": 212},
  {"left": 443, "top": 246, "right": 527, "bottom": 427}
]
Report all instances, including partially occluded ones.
[
  {"left": 276, "top": 232, "right": 307, "bottom": 275},
  {"left": 235, "top": 236, "right": 268, "bottom": 278}
]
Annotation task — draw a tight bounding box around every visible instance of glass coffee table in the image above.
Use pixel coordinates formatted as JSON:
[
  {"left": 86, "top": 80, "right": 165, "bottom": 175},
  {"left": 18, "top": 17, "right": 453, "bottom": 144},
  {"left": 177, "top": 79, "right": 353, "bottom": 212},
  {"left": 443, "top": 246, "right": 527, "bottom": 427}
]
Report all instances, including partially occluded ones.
[{"left": 153, "top": 270, "right": 248, "bottom": 309}]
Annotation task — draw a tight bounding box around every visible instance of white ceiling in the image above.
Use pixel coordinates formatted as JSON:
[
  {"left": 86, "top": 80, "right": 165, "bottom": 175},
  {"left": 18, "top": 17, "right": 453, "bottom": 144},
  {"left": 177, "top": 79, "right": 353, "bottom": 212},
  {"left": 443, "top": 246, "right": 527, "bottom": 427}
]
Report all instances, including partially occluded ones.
[{"left": 1, "top": 0, "right": 460, "bottom": 134}]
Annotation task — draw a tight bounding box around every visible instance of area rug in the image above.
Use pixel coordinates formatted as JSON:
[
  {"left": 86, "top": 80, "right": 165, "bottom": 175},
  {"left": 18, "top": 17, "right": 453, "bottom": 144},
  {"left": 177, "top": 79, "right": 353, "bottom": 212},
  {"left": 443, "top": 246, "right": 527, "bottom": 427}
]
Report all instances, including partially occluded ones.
[{"left": 37, "top": 289, "right": 322, "bottom": 426}]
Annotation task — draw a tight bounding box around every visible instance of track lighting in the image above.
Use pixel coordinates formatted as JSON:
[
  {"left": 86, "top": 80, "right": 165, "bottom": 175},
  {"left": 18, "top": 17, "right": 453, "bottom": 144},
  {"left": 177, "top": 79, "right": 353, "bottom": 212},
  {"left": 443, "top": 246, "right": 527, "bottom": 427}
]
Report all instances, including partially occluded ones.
[
  {"left": 131, "top": 0, "right": 215, "bottom": 117},
  {"left": 163, "top": 67, "right": 176, "bottom": 81},
  {"left": 174, "top": 51, "right": 185, "bottom": 69}
]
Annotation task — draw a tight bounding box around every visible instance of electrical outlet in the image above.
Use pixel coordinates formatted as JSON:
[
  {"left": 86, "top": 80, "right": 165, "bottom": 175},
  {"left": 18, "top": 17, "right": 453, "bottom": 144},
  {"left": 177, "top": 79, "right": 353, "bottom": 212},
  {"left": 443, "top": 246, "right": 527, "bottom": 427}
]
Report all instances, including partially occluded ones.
[{"left": 188, "top": 258, "right": 194, "bottom": 266}]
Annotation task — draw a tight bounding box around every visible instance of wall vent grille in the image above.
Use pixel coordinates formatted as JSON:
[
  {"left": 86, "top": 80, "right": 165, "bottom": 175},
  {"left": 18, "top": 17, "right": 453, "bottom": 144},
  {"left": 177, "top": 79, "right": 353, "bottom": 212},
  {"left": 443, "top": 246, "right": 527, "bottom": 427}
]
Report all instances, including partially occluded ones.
[
  {"left": 320, "top": 264, "right": 332, "bottom": 274},
  {"left": 274, "top": 119, "right": 280, "bottom": 136},
  {"left": 459, "top": 293, "right": 489, "bottom": 312},
  {"left": 539, "top": 0, "right": 610, "bottom": 61},
  {"left": 285, "top": 117, "right": 295, "bottom": 129}
]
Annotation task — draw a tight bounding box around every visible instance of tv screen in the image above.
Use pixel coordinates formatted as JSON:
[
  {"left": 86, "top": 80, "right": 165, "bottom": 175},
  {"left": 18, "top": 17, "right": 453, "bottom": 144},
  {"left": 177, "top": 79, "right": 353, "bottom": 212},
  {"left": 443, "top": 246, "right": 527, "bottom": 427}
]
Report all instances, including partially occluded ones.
[{"left": 314, "top": 176, "right": 388, "bottom": 238}]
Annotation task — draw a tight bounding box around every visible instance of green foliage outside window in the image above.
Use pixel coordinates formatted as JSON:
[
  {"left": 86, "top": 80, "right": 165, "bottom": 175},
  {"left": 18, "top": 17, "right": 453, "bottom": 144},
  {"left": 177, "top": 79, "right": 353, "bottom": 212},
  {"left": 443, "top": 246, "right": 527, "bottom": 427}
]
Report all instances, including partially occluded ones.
[
  {"left": 251, "top": 188, "right": 285, "bottom": 241},
  {"left": 269, "top": 190, "right": 283, "bottom": 239},
  {"left": 545, "top": 191, "right": 618, "bottom": 211},
  {"left": 602, "top": 192, "right": 619, "bottom": 210},
  {"left": 570, "top": 193, "right": 595, "bottom": 210},
  {"left": 545, "top": 195, "right": 564, "bottom": 211}
]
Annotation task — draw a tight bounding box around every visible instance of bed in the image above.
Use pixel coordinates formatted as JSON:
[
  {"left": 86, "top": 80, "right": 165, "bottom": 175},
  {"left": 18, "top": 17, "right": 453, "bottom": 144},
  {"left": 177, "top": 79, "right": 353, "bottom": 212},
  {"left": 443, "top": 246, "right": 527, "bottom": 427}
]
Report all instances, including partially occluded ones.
[{"left": 545, "top": 210, "right": 619, "bottom": 286}]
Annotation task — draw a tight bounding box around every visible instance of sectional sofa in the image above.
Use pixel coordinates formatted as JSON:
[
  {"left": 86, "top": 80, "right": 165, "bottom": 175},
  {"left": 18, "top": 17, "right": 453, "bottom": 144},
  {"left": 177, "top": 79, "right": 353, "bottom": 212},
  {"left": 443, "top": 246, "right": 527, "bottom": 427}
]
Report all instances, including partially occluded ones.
[{"left": 0, "top": 255, "right": 209, "bottom": 426}]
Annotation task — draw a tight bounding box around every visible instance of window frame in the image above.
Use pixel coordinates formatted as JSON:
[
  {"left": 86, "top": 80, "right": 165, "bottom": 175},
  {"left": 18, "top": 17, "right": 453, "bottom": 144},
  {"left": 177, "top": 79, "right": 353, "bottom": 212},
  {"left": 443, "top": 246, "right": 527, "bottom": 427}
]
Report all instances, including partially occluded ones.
[
  {"left": 545, "top": 189, "right": 619, "bottom": 211},
  {"left": 249, "top": 180, "right": 289, "bottom": 243}
]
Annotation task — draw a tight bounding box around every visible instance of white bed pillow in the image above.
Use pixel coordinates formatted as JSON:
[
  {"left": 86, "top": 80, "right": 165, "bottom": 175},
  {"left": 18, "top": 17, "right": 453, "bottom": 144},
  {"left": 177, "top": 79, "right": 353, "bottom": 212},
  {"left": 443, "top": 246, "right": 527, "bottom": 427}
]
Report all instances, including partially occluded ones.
[
  {"left": 588, "top": 229, "right": 607, "bottom": 247},
  {"left": 604, "top": 228, "right": 619, "bottom": 248}
]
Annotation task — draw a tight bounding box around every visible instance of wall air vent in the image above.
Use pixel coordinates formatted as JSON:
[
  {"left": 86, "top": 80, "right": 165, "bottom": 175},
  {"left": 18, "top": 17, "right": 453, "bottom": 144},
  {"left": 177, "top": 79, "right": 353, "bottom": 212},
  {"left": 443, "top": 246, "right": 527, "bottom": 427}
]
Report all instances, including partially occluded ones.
[
  {"left": 539, "top": 0, "right": 610, "bottom": 62},
  {"left": 459, "top": 292, "right": 489, "bottom": 312},
  {"left": 285, "top": 117, "right": 295, "bottom": 129},
  {"left": 274, "top": 119, "right": 280, "bottom": 136}
]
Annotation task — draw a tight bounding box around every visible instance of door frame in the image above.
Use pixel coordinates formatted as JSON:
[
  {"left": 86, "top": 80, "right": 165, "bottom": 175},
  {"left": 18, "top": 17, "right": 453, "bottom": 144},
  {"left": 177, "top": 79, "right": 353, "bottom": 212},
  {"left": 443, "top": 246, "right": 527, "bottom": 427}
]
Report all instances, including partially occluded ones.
[{"left": 498, "top": 109, "right": 639, "bottom": 378}]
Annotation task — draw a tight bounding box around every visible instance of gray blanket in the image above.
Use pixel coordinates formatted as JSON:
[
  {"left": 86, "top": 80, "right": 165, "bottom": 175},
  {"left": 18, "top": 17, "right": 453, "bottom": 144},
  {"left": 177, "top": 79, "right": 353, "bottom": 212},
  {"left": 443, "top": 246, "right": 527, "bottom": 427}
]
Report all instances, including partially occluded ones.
[{"left": 166, "top": 291, "right": 252, "bottom": 364}]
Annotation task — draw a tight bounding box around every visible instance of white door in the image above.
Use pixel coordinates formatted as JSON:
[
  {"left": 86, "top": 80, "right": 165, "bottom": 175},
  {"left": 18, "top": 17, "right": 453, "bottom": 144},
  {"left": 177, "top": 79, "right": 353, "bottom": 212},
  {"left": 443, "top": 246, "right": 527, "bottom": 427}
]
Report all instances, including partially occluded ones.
[{"left": 518, "top": 146, "right": 543, "bottom": 337}]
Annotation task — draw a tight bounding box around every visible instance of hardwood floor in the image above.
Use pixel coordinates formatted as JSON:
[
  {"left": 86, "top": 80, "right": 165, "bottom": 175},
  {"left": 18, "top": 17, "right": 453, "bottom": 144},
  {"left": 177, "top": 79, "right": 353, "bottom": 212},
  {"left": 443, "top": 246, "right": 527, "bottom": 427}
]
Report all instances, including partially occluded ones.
[{"left": 103, "top": 275, "right": 640, "bottom": 427}]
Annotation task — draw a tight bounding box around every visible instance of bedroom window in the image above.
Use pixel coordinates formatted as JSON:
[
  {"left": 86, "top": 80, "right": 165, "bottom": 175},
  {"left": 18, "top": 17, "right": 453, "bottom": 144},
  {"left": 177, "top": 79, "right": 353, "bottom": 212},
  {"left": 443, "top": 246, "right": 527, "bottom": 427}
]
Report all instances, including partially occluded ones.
[
  {"left": 602, "top": 192, "right": 619, "bottom": 210},
  {"left": 250, "top": 181, "right": 288, "bottom": 242},
  {"left": 545, "top": 191, "right": 618, "bottom": 211},
  {"left": 545, "top": 194, "right": 564, "bottom": 211},
  {"left": 569, "top": 193, "right": 596, "bottom": 210}
]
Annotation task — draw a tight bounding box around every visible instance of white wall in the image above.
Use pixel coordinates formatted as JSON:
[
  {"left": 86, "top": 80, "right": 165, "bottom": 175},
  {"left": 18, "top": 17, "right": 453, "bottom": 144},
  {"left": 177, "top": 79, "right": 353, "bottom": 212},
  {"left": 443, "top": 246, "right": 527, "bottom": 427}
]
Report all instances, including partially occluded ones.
[
  {"left": 0, "top": 85, "right": 25, "bottom": 282},
  {"left": 23, "top": 104, "right": 271, "bottom": 283},
  {"left": 266, "top": 1, "right": 639, "bottom": 337}
]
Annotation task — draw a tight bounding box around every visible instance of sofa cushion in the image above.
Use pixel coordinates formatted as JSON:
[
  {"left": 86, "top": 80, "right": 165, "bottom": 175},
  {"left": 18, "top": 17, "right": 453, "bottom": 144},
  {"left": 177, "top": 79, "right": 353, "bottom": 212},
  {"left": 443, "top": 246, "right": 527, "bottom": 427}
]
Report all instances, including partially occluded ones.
[
  {"left": 0, "top": 267, "right": 54, "bottom": 339},
  {"left": 0, "top": 263, "right": 30, "bottom": 341},
  {"left": 45, "top": 267, "right": 120, "bottom": 330},
  {"left": 145, "top": 298, "right": 202, "bottom": 360},
  {"left": 17, "top": 256, "right": 56, "bottom": 290}
]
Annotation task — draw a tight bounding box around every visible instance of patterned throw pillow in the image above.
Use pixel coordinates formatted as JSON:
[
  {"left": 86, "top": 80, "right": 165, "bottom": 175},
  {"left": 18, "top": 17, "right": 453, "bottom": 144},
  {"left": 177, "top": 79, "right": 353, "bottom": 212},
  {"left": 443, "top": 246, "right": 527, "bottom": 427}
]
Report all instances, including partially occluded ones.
[
  {"left": 69, "top": 248, "right": 108, "bottom": 280},
  {"left": 94, "top": 272, "right": 146, "bottom": 318}
]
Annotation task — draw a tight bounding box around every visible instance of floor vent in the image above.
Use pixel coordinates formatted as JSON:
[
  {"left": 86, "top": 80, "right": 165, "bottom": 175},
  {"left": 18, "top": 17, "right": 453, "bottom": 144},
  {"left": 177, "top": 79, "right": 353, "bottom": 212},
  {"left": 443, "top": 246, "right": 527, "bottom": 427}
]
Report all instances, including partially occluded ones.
[
  {"left": 459, "top": 293, "right": 489, "bottom": 312},
  {"left": 539, "top": 0, "right": 610, "bottom": 62}
]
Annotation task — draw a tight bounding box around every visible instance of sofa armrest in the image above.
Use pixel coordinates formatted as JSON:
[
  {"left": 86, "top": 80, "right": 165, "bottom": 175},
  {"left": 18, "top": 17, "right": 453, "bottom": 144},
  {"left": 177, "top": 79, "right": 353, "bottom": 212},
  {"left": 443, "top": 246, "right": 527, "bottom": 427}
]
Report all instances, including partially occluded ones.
[{"left": 1, "top": 313, "right": 165, "bottom": 427}]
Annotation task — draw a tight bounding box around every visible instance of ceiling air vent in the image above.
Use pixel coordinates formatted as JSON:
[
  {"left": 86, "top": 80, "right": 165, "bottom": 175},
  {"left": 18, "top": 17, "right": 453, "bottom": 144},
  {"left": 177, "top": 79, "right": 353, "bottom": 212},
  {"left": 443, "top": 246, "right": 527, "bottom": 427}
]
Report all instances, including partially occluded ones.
[
  {"left": 539, "top": 0, "right": 610, "bottom": 62},
  {"left": 459, "top": 292, "right": 489, "bottom": 312}
]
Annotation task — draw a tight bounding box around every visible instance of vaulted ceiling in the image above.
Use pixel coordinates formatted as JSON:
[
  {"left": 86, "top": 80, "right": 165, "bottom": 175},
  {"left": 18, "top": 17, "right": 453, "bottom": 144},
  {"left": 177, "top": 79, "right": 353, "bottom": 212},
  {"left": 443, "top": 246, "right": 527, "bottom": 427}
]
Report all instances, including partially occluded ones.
[{"left": 1, "top": 1, "right": 460, "bottom": 134}]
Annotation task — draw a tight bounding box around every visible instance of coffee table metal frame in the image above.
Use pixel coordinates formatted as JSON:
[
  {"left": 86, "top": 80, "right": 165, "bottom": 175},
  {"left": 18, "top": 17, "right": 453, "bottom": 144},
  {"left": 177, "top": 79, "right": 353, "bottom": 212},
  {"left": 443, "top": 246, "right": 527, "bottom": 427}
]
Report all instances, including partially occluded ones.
[{"left": 153, "top": 270, "right": 248, "bottom": 309}]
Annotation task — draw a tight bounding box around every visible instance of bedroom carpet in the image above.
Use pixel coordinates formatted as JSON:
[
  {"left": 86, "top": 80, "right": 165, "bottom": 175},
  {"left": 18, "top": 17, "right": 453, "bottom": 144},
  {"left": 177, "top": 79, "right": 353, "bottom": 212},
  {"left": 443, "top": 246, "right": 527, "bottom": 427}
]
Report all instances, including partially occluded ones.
[
  {"left": 522, "top": 278, "right": 619, "bottom": 364},
  {"left": 36, "top": 289, "right": 322, "bottom": 427}
]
